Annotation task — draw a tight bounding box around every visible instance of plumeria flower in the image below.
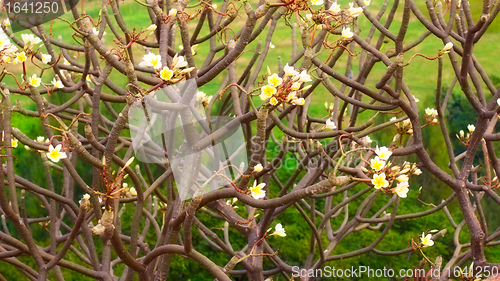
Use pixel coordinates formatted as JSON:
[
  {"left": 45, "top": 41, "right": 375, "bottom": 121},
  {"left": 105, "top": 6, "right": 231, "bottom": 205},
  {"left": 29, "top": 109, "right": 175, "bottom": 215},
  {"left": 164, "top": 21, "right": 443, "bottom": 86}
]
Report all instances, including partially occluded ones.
[
  {"left": 441, "top": 42, "right": 453, "bottom": 54},
  {"left": 425, "top": 107, "right": 438, "bottom": 117},
  {"left": 253, "top": 163, "right": 263, "bottom": 172},
  {"left": 273, "top": 223, "right": 286, "bottom": 237},
  {"left": 146, "top": 24, "right": 157, "bottom": 32},
  {"left": 11, "top": 138, "right": 18, "bottom": 148},
  {"left": 291, "top": 98, "right": 305, "bottom": 105},
  {"left": 371, "top": 173, "right": 389, "bottom": 189},
  {"left": 268, "top": 73, "right": 283, "bottom": 87},
  {"left": 139, "top": 52, "right": 162, "bottom": 69},
  {"left": 250, "top": 180, "right": 266, "bottom": 199},
  {"left": 168, "top": 8, "right": 177, "bottom": 17},
  {"left": 63, "top": 58, "right": 71, "bottom": 65},
  {"left": 260, "top": 85, "right": 277, "bottom": 99},
  {"left": 21, "top": 34, "right": 42, "bottom": 47},
  {"left": 283, "top": 64, "right": 298, "bottom": 77},
  {"left": 364, "top": 0, "right": 371, "bottom": 5},
  {"left": 79, "top": 193, "right": 91, "bottom": 208},
  {"left": 195, "top": 91, "right": 212, "bottom": 106},
  {"left": 92, "top": 27, "right": 107, "bottom": 36},
  {"left": 290, "top": 82, "right": 301, "bottom": 91},
  {"left": 420, "top": 232, "right": 434, "bottom": 247},
  {"left": 15, "top": 51, "right": 27, "bottom": 64},
  {"left": 129, "top": 187, "right": 137, "bottom": 197},
  {"left": 295, "top": 70, "right": 312, "bottom": 83},
  {"left": 341, "top": 27, "right": 354, "bottom": 40},
  {"left": 270, "top": 97, "right": 278, "bottom": 106},
  {"left": 328, "top": 3, "right": 341, "bottom": 14},
  {"left": 311, "top": 0, "right": 324, "bottom": 6},
  {"left": 497, "top": 98, "right": 500, "bottom": 107},
  {"left": 347, "top": 2, "right": 363, "bottom": 17},
  {"left": 467, "top": 124, "right": 475, "bottom": 133},
  {"left": 364, "top": 136, "right": 372, "bottom": 144},
  {"left": 269, "top": 42, "right": 275, "bottom": 49},
  {"left": 52, "top": 77, "right": 64, "bottom": 89},
  {"left": 36, "top": 136, "right": 45, "bottom": 142},
  {"left": 3, "top": 18, "right": 10, "bottom": 26},
  {"left": 47, "top": 144, "right": 67, "bottom": 163},
  {"left": 395, "top": 174, "right": 409, "bottom": 182},
  {"left": 171, "top": 54, "right": 188, "bottom": 69},
  {"left": 413, "top": 168, "right": 422, "bottom": 175},
  {"left": 393, "top": 182, "right": 409, "bottom": 198},
  {"left": 375, "top": 146, "right": 392, "bottom": 160},
  {"left": 324, "top": 119, "right": 336, "bottom": 130},
  {"left": 305, "top": 14, "right": 313, "bottom": 22},
  {"left": 370, "top": 156, "right": 386, "bottom": 171},
  {"left": 160, "top": 67, "right": 174, "bottom": 81},
  {"left": 28, "top": 74, "right": 41, "bottom": 87},
  {"left": 41, "top": 53, "right": 52, "bottom": 64}
]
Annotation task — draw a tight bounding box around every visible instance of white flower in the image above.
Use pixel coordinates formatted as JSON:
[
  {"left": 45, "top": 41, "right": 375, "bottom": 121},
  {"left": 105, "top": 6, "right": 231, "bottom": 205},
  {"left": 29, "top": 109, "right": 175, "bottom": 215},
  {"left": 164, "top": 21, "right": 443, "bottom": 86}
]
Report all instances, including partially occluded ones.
[
  {"left": 375, "top": 146, "right": 392, "bottom": 160},
  {"left": 414, "top": 97, "right": 420, "bottom": 102},
  {"left": 92, "top": 27, "right": 106, "bottom": 36},
  {"left": 364, "top": 136, "right": 372, "bottom": 144},
  {"left": 425, "top": 108, "right": 438, "bottom": 117},
  {"left": 413, "top": 168, "right": 422, "bottom": 175},
  {"left": 370, "top": 156, "right": 386, "bottom": 171},
  {"left": 11, "top": 138, "right": 18, "bottom": 148},
  {"left": 395, "top": 174, "right": 409, "bottom": 182},
  {"left": 273, "top": 223, "right": 286, "bottom": 237},
  {"left": 442, "top": 42, "right": 453, "bottom": 53},
  {"left": 269, "top": 42, "right": 275, "bottom": 49},
  {"left": 497, "top": 98, "right": 500, "bottom": 107},
  {"left": 3, "top": 18, "right": 10, "bottom": 26},
  {"left": 341, "top": 27, "right": 354, "bottom": 40},
  {"left": 47, "top": 144, "right": 67, "bottom": 163},
  {"left": 196, "top": 91, "right": 207, "bottom": 102},
  {"left": 129, "top": 187, "right": 137, "bottom": 196},
  {"left": 420, "top": 232, "right": 434, "bottom": 247},
  {"left": 253, "top": 164, "right": 263, "bottom": 172},
  {"left": 21, "top": 34, "right": 42, "bottom": 46},
  {"left": 467, "top": 124, "right": 475, "bottom": 133},
  {"left": 250, "top": 180, "right": 266, "bottom": 199},
  {"left": 393, "top": 182, "right": 409, "bottom": 198},
  {"left": 28, "top": 74, "right": 41, "bottom": 87},
  {"left": 63, "top": 58, "right": 70, "bottom": 65},
  {"left": 305, "top": 14, "right": 313, "bottom": 22},
  {"left": 347, "top": 2, "right": 363, "bottom": 17},
  {"left": 311, "top": 0, "right": 324, "bottom": 6},
  {"left": 371, "top": 173, "right": 389, "bottom": 189},
  {"left": 171, "top": 54, "right": 188, "bottom": 69},
  {"left": 283, "top": 63, "right": 298, "bottom": 77},
  {"left": 36, "top": 136, "right": 45, "bottom": 142},
  {"left": 159, "top": 66, "right": 174, "bottom": 81},
  {"left": 268, "top": 73, "right": 283, "bottom": 87},
  {"left": 291, "top": 98, "right": 305, "bottom": 105},
  {"left": 390, "top": 117, "right": 397, "bottom": 121},
  {"left": 328, "top": 3, "right": 341, "bottom": 14},
  {"left": 139, "top": 52, "right": 162, "bottom": 69},
  {"left": 294, "top": 70, "right": 312, "bottom": 83},
  {"left": 168, "top": 9, "right": 177, "bottom": 17},
  {"left": 146, "top": 24, "right": 157, "bottom": 32},
  {"left": 41, "top": 53, "right": 52, "bottom": 64},
  {"left": 364, "top": 0, "right": 371, "bottom": 5},
  {"left": 52, "top": 77, "right": 64, "bottom": 89},
  {"left": 324, "top": 119, "right": 336, "bottom": 130}
]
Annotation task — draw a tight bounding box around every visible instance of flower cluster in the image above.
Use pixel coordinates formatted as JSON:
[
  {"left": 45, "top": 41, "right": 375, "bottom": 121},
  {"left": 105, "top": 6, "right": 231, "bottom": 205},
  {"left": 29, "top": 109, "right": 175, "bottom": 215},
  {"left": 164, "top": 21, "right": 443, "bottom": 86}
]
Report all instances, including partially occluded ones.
[
  {"left": 456, "top": 124, "right": 475, "bottom": 146},
  {"left": 139, "top": 53, "right": 194, "bottom": 85},
  {"left": 259, "top": 64, "right": 311, "bottom": 106},
  {"left": 195, "top": 91, "right": 213, "bottom": 107},
  {"left": 364, "top": 146, "right": 421, "bottom": 198},
  {"left": 394, "top": 119, "right": 413, "bottom": 135},
  {"left": 424, "top": 108, "right": 438, "bottom": 125}
]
